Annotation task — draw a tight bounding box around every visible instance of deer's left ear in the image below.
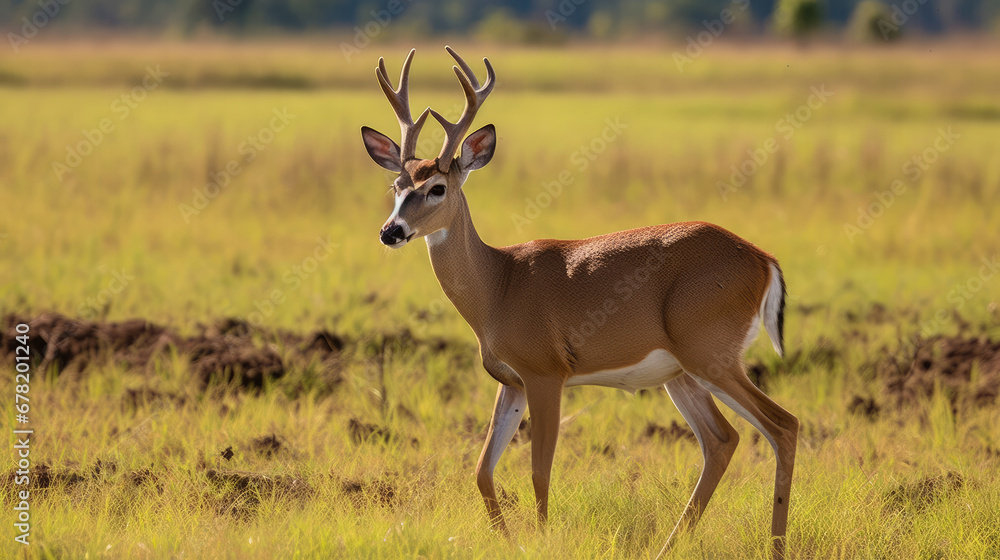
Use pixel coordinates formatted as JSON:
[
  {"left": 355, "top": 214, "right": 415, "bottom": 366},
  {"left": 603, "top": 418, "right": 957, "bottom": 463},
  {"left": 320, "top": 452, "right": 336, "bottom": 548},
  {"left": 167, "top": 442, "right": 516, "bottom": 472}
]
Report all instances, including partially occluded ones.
[{"left": 458, "top": 124, "right": 496, "bottom": 172}]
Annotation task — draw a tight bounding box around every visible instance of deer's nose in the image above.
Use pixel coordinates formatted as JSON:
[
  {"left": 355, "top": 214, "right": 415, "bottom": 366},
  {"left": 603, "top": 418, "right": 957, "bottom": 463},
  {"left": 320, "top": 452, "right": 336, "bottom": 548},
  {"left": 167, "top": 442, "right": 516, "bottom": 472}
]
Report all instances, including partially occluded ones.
[{"left": 380, "top": 224, "right": 406, "bottom": 246}]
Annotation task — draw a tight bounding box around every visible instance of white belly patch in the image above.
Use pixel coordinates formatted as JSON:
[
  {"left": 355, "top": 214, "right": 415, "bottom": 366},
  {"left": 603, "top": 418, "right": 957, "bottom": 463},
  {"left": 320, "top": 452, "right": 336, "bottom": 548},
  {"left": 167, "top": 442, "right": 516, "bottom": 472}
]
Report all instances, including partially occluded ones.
[{"left": 566, "top": 349, "right": 684, "bottom": 393}]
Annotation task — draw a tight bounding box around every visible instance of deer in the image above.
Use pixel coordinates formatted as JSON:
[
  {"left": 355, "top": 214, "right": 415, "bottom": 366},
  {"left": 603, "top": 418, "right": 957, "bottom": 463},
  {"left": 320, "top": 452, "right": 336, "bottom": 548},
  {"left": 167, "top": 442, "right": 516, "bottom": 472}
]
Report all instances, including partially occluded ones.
[{"left": 360, "top": 47, "right": 799, "bottom": 560}]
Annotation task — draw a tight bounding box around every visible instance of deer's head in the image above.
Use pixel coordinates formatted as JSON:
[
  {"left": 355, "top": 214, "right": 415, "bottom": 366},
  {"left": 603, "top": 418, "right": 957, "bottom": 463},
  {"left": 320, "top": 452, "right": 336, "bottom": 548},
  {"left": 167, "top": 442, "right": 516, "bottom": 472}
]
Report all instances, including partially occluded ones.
[{"left": 361, "top": 47, "right": 497, "bottom": 248}]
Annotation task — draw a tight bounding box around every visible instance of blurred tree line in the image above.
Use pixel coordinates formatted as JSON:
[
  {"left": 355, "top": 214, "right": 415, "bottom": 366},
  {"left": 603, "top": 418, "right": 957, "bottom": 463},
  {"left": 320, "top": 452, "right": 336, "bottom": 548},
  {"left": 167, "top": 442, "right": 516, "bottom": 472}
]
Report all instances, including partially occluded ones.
[{"left": 1, "top": 0, "right": 997, "bottom": 40}]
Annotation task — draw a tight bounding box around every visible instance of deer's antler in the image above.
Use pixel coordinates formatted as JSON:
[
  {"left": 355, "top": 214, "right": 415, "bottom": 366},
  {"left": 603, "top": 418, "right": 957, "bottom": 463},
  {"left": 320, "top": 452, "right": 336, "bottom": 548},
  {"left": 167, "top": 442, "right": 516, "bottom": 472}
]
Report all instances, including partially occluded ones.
[
  {"left": 376, "top": 48, "right": 430, "bottom": 162},
  {"left": 430, "top": 46, "right": 496, "bottom": 172}
]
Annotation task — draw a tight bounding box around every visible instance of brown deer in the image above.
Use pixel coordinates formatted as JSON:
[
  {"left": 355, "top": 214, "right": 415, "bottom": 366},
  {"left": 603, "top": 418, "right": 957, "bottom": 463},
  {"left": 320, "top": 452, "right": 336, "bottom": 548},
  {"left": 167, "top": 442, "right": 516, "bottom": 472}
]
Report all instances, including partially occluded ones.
[{"left": 361, "top": 47, "right": 799, "bottom": 559}]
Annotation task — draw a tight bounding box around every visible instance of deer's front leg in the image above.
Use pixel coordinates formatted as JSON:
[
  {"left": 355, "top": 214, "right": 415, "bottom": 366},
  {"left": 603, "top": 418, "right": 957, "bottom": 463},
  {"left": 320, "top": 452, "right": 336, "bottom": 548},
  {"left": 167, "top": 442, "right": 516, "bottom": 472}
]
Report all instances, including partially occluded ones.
[
  {"left": 476, "top": 382, "right": 527, "bottom": 535},
  {"left": 524, "top": 377, "right": 564, "bottom": 526}
]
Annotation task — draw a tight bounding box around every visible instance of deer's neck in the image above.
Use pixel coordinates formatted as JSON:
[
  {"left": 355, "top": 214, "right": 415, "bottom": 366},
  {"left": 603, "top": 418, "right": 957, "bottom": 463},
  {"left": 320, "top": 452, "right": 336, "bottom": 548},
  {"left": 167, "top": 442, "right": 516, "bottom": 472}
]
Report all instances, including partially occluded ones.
[{"left": 425, "top": 192, "right": 505, "bottom": 335}]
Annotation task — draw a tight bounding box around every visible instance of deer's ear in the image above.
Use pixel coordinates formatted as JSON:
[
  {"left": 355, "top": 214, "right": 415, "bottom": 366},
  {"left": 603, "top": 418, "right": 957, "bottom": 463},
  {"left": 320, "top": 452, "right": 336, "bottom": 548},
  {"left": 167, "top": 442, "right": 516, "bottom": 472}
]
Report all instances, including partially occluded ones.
[
  {"left": 458, "top": 124, "right": 496, "bottom": 172},
  {"left": 361, "top": 126, "right": 403, "bottom": 172}
]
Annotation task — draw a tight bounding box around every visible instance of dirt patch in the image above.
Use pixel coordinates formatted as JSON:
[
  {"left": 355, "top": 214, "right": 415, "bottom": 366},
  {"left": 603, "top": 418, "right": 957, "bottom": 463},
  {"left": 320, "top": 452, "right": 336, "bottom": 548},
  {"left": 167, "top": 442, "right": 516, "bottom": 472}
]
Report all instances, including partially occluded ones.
[
  {"left": 885, "top": 472, "right": 965, "bottom": 513},
  {"left": 206, "top": 468, "right": 312, "bottom": 518},
  {"left": 277, "top": 328, "right": 346, "bottom": 392},
  {"left": 879, "top": 335, "right": 1000, "bottom": 410},
  {"left": 347, "top": 418, "right": 418, "bottom": 447},
  {"left": 122, "top": 388, "right": 186, "bottom": 411},
  {"left": 1, "top": 313, "right": 476, "bottom": 396},
  {"left": 183, "top": 335, "right": 284, "bottom": 389},
  {"left": 1, "top": 461, "right": 157, "bottom": 495},
  {"left": 126, "top": 468, "right": 162, "bottom": 492},
  {"left": 4, "top": 463, "right": 86, "bottom": 491},
  {"left": 250, "top": 434, "right": 284, "bottom": 458},
  {"left": 1, "top": 313, "right": 169, "bottom": 374},
  {"left": 0, "top": 313, "right": 352, "bottom": 391},
  {"left": 642, "top": 421, "right": 697, "bottom": 444},
  {"left": 340, "top": 478, "right": 398, "bottom": 508},
  {"left": 206, "top": 468, "right": 310, "bottom": 495},
  {"left": 848, "top": 396, "right": 881, "bottom": 420}
]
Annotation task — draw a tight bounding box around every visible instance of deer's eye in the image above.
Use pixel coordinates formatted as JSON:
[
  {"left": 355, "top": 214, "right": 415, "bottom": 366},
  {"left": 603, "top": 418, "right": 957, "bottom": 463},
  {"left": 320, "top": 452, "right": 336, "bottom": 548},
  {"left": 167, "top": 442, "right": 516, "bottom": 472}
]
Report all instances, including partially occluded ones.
[{"left": 428, "top": 185, "right": 446, "bottom": 197}]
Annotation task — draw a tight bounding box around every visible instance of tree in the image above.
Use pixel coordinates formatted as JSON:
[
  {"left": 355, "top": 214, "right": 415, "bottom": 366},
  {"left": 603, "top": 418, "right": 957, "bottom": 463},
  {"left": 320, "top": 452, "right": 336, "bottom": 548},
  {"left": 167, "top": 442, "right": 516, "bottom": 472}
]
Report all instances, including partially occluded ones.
[
  {"left": 773, "top": 0, "right": 824, "bottom": 38},
  {"left": 848, "top": 0, "right": 901, "bottom": 42}
]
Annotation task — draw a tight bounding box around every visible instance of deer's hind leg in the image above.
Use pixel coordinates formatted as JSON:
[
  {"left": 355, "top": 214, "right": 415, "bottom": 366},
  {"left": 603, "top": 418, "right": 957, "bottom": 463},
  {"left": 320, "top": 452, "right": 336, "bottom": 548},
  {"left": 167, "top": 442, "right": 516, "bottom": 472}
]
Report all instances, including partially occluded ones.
[
  {"left": 676, "top": 348, "right": 799, "bottom": 560},
  {"left": 656, "top": 372, "right": 741, "bottom": 559}
]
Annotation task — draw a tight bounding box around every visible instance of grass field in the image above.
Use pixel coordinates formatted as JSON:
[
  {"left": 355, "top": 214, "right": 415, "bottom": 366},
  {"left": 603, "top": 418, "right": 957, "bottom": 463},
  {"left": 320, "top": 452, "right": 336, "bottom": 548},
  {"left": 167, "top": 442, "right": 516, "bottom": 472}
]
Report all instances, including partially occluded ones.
[{"left": 2, "top": 39, "right": 1000, "bottom": 559}]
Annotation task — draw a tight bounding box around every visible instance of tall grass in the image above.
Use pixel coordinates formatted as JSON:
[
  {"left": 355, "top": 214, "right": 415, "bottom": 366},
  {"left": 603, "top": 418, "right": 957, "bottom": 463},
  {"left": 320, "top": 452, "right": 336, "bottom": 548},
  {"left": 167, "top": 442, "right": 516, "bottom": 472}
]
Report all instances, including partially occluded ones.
[{"left": 1, "top": 40, "right": 999, "bottom": 559}]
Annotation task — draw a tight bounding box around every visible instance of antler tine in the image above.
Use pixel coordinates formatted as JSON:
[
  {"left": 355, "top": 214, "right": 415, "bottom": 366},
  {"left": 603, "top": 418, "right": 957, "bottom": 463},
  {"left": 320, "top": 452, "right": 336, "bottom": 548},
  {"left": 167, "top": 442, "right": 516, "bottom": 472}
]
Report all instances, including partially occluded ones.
[
  {"left": 446, "top": 46, "right": 496, "bottom": 106},
  {"left": 375, "top": 48, "right": 427, "bottom": 161},
  {"left": 434, "top": 46, "right": 496, "bottom": 172},
  {"left": 375, "top": 52, "right": 410, "bottom": 123},
  {"left": 445, "top": 45, "right": 477, "bottom": 88}
]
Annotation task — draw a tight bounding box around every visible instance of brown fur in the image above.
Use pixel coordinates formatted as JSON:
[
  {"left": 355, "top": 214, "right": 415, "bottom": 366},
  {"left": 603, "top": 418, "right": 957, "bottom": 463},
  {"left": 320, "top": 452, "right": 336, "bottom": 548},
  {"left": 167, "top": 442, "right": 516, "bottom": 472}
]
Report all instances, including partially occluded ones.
[{"left": 405, "top": 158, "right": 441, "bottom": 182}]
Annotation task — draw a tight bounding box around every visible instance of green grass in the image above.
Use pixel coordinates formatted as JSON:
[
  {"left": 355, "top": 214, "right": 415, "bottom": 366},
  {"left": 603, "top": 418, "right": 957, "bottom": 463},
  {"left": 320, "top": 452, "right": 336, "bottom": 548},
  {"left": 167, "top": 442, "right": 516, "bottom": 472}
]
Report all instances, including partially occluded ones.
[{"left": 2, "top": 40, "right": 1000, "bottom": 559}]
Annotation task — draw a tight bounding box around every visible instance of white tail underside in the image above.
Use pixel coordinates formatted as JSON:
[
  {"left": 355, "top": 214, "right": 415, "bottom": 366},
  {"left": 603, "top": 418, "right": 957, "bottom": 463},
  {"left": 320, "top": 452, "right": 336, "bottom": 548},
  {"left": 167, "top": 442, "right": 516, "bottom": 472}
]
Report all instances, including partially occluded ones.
[{"left": 761, "top": 262, "right": 784, "bottom": 357}]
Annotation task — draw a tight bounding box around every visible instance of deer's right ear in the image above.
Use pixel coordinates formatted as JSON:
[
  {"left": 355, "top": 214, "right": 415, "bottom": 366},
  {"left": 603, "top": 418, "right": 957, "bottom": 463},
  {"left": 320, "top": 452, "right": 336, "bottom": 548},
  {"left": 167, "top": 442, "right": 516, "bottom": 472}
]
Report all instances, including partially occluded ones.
[{"left": 361, "top": 126, "right": 403, "bottom": 172}]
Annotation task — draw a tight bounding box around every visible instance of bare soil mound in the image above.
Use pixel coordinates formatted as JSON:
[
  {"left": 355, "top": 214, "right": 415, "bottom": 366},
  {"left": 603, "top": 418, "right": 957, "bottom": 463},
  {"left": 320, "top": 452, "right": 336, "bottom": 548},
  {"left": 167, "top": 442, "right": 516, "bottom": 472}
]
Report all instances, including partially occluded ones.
[
  {"left": 250, "top": 434, "right": 284, "bottom": 457},
  {"left": 643, "top": 420, "right": 697, "bottom": 444},
  {"left": 340, "top": 477, "right": 398, "bottom": 509},
  {"left": 0, "top": 312, "right": 346, "bottom": 390},
  {"left": 347, "top": 418, "right": 419, "bottom": 447},
  {"left": 879, "top": 335, "right": 1000, "bottom": 410},
  {"left": 205, "top": 468, "right": 313, "bottom": 518},
  {"left": 885, "top": 472, "right": 965, "bottom": 513},
  {"left": 1, "top": 461, "right": 158, "bottom": 494}
]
